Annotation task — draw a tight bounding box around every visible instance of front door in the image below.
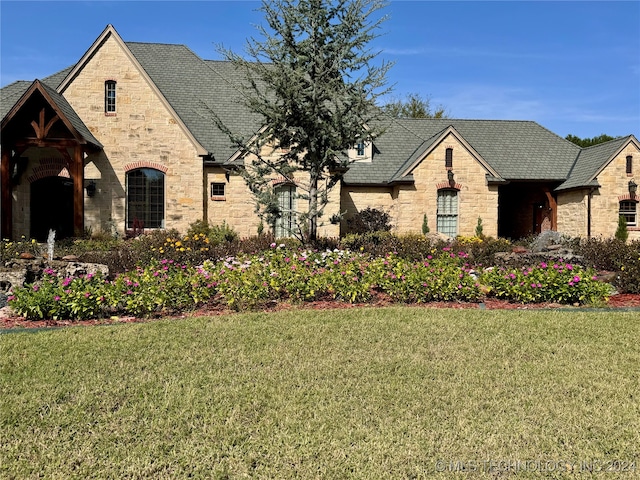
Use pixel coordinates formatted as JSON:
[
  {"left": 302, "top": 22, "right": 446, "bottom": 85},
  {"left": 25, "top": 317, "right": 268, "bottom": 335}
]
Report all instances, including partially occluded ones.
[{"left": 30, "top": 176, "right": 74, "bottom": 241}]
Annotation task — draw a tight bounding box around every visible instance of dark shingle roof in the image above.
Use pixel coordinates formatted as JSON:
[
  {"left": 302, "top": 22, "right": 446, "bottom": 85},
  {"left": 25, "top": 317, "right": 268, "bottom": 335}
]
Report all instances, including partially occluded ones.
[
  {"left": 1, "top": 76, "right": 101, "bottom": 148},
  {"left": 0, "top": 81, "right": 32, "bottom": 119},
  {"left": 126, "top": 42, "right": 262, "bottom": 161},
  {"left": 38, "top": 81, "right": 102, "bottom": 148},
  {"left": 3, "top": 33, "right": 635, "bottom": 191},
  {"left": 343, "top": 118, "right": 582, "bottom": 185},
  {"left": 557, "top": 136, "right": 634, "bottom": 191}
]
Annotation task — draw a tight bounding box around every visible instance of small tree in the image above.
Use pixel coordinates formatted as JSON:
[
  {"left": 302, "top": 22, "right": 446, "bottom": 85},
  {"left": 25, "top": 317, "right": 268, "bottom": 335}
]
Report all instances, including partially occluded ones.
[
  {"left": 616, "top": 215, "right": 629, "bottom": 242},
  {"left": 422, "top": 214, "right": 430, "bottom": 235},
  {"left": 475, "top": 217, "right": 484, "bottom": 238},
  {"left": 216, "top": 0, "right": 392, "bottom": 242},
  {"left": 347, "top": 207, "right": 392, "bottom": 234}
]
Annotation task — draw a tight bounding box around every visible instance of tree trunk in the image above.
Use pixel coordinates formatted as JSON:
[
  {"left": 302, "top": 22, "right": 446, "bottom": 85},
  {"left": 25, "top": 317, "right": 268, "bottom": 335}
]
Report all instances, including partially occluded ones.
[{"left": 308, "top": 169, "right": 319, "bottom": 242}]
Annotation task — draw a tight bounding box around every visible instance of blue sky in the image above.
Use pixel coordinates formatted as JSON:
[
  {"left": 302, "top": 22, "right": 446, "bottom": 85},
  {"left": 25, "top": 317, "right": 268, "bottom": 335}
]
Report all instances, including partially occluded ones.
[{"left": 1, "top": 1, "right": 638, "bottom": 139}]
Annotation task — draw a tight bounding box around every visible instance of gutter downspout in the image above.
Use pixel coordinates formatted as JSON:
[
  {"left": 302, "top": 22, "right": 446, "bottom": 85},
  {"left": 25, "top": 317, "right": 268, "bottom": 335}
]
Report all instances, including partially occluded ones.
[{"left": 587, "top": 188, "right": 595, "bottom": 239}]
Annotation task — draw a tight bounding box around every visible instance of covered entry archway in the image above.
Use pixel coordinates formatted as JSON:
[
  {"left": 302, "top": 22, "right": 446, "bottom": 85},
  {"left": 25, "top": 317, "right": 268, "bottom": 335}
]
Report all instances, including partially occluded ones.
[
  {"left": 1, "top": 80, "right": 102, "bottom": 240},
  {"left": 498, "top": 182, "right": 560, "bottom": 239}
]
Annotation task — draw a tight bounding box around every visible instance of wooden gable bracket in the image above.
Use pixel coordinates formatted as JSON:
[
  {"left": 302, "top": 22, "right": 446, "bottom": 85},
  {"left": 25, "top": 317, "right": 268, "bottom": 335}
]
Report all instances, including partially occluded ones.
[{"left": 31, "top": 108, "right": 60, "bottom": 143}]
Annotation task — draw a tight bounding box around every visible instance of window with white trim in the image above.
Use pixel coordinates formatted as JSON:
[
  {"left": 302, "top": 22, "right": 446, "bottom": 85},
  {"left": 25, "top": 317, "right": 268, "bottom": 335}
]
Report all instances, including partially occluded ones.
[
  {"left": 437, "top": 189, "right": 458, "bottom": 237},
  {"left": 274, "top": 184, "right": 296, "bottom": 238},
  {"left": 105, "top": 80, "right": 116, "bottom": 113},
  {"left": 126, "top": 168, "right": 165, "bottom": 229},
  {"left": 619, "top": 200, "right": 637, "bottom": 227}
]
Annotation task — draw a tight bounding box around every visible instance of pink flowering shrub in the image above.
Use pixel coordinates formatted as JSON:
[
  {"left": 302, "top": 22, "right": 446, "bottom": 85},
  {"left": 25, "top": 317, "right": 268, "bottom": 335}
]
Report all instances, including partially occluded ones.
[
  {"left": 9, "top": 247, "right": 613, "bottom": 320},
  {"left": 480, "top": 262, "right": 612, "bottom": 304}
]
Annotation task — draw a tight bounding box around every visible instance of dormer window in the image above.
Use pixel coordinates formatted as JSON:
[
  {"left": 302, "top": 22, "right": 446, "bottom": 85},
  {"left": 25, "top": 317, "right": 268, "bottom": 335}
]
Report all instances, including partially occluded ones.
[
  {"left": 105, "top": 80, "right": 116, "bottom": 114},
  {"left": 627, "top": 155, "right": 633, "bottom": 175},
  {"left": 445, "top": 148, "right": 453, "bottom": 169},
  {"left": 356, "top": 142, "right": 365, "bottom": 156}
]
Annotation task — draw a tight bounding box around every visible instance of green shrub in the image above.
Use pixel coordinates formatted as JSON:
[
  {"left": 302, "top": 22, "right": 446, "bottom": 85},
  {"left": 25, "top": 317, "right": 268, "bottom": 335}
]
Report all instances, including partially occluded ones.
[
  {"left": 422, "top": 214, "right": 430, "bottom": 235},
  {"left": 480, "top": 262, "right": 611, "bottom": 305},
  {"left": 615, "top": 215, "right": 629, "bottom": 242},
  {"left": 347, "top": 207, "right": 392, "bottom": 234},
  {"left": 475, "top": 217, "right": 484, "bottom": 238}
]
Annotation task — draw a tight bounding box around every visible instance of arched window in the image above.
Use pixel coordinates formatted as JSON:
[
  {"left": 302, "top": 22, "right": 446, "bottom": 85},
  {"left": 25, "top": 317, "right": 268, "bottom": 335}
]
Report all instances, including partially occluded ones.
[
  {"left": 126, "top": 168, "right": 165, "bottom": 229},
  {"left": 105, "top": 80, "right": 116, "bottom": 113},
  {"left": 437, "top": 189, "right": 458, "bottom": 237},
  {"left": 274, "top": 184, "right": 296, "bottom": 237},
  {"left": 619, "top": 200, "right": 637, "bottom": 227}
]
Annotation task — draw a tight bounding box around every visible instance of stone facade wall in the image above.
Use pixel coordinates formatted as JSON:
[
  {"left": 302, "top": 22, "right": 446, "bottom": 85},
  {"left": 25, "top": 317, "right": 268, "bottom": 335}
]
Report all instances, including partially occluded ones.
[
  {"left": 340, "top": 134, "right": 498, "bottom": 237},
  {"left": 557, "top": 189, "right": 587, "bottom": 236},
  {"left": 407, "top": 135, "right": 499, "bottom": 237},
  {"left": 589, "top": 143, "right": 640, "bottom": 241},
  {"left": 62, "top": 34, "right": 204, "bottom": 236},
  {"left": 340, "top": 186, "right": 394, "bottom": 233},
  {"left": 206, "top": 147, "right": 341, "bottom": 238}
]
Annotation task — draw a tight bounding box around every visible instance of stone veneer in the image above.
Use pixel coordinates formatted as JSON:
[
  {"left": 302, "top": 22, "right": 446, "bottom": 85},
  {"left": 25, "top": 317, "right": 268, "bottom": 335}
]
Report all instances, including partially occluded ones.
[
  {"left": 557, "top": 143, "right": 640, "bottom": 241},
  {"left": 341, "top": 133, "right": 499, "bottom": 237},
  {"left": 61, "top": 34, "right": 204, "bottom": 236}
]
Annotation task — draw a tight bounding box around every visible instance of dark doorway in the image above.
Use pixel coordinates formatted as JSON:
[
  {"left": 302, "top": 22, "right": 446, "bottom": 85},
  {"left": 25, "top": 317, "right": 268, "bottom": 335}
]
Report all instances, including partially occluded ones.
[
  {"left": 498, "top": 182, "right": 559, "bottom": 240},
  {"left": 30, "top": 176, "right": 74, "bottom": 241}
]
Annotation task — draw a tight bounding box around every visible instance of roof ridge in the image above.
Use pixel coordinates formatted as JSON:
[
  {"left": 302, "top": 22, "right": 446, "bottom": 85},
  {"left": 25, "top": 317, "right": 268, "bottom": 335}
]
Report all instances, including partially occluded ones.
[{"left": 579, "top": 135, "right": 629, "bottom": 150}]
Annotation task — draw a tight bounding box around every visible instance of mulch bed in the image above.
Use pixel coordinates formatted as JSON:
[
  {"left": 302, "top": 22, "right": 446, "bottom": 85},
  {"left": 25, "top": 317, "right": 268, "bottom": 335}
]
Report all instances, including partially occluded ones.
[{"left": 2, "top": 293, "right": 640, "bottom": 331}]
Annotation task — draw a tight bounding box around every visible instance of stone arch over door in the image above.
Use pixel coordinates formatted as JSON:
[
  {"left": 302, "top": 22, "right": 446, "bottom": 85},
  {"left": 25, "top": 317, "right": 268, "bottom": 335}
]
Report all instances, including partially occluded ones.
[{"left": 30, "top": 176, "right": 74, "bottom": 241}]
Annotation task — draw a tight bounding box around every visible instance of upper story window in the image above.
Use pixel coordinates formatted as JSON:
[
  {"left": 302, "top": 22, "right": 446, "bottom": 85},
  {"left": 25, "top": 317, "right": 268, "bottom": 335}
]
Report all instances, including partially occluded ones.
[
  {"left": 627, "top": 155, "right": 633, "bottom": 175},
  {"left": 105, "top": 80, "right": 116, "bottom": 114},
  {"left": 356, "top": 142, "right": 366, "bottom": 156},
  {"left": 445, "top": 148, "right": 453, "bottom": 169}
]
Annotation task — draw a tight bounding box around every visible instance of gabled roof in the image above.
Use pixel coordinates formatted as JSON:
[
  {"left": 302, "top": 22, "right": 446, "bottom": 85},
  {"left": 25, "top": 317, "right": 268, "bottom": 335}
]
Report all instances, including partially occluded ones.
[
  {"left": 1, "top": 79, "right": 102, "bottom": 149},
  {"left": 125, "top": 43, "right": 262, "bottom": 162},
  {"left": 557, "top": 135, "right": 640, "bottom": 191},
  {"left": 343, "top": 118, "right": 581, "bottom": 185},
  {"left": 2, "top": 24, "right": 636, "bottom": 190}
]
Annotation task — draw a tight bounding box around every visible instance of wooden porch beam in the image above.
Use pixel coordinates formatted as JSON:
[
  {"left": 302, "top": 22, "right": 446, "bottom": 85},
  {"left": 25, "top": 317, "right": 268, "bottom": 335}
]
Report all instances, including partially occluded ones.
[
  {"left": 72, "top": 145, "right": 84, "bottom": 236},
  {"left": 1, "top": 148, "right": 12, "bottom": 240},
  {"left": 544, "top": 189, "right": 558, "bottom": 231}
]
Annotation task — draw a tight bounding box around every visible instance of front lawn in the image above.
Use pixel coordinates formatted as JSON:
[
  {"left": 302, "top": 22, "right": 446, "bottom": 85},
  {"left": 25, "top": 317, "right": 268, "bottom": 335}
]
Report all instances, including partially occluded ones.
[{"left": 1, "top": 307, "right": 638, "bottom": 478}]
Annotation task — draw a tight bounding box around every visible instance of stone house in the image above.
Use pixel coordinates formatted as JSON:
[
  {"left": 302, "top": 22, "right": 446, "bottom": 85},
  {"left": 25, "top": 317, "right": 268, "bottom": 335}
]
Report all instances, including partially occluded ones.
[{"left": 1, "top": 25, "right": 639, "bottom": 242}]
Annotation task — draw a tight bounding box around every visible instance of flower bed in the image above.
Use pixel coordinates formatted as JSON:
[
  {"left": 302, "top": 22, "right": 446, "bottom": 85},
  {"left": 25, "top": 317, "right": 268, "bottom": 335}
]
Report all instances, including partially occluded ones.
[{"left": 5, "top": 244, "right": 615, "bottom": 322}]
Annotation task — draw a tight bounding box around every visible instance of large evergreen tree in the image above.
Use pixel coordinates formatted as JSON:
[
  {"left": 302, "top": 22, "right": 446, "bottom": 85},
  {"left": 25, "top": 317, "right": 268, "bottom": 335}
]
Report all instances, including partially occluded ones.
[{"left": 217, "top": 0, "right": 391, "bottom": 241}]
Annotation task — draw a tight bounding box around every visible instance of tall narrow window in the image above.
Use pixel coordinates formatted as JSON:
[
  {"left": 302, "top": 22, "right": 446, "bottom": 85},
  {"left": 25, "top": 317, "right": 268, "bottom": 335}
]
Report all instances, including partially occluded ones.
[
  {"left": 274, "top": 184, "right": 296, "bottom": 237},
  {"left": 627, "top": 155, "right": 633, "bottom": 175},
  {"left": 105, "top": 80, "right": 116, "bottom": 113},
  {"left": 445, "top": 148, "right": 453, "bottom": 169},
  {"left": 437, "top": 189, "right": 458, "bottom": 237},
  {"left": 619, "top": 200, "right": 637, "bottom": 227},
  {"left": 356, "top": 142, "right": 365, "bottom": 156},
  {"left": 126, "top": 168, "right": 165, "bottom": 229}
]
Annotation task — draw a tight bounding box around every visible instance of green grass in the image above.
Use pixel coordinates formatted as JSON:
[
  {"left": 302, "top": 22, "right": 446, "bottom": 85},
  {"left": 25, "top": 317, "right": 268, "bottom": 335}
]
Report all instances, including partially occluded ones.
[{"left": 1, "top": 307, "right": 639, "bottom": 479}]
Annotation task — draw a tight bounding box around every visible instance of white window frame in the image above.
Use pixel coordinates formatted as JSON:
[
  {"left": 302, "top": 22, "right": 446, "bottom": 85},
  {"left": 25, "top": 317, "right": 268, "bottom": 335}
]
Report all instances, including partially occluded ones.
[
  {"left": 437, "top": 189, "right": 458, "bottom": 237},
  {"left": 619, "top": 200, "right": 637, "bottom": 227},
  {"left": 274, "top": 184, "right": 297, "bottom": 238}
]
